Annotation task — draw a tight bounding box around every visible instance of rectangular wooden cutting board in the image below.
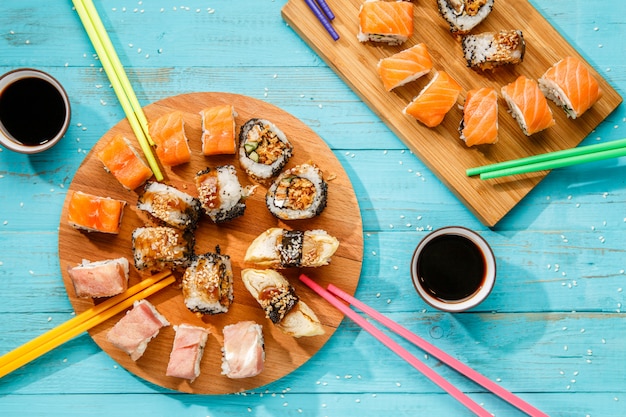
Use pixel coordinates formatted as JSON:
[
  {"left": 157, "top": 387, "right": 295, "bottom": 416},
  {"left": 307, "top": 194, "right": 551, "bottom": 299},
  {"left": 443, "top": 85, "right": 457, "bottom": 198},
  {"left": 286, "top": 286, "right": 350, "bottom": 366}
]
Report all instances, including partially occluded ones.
[{"left": 282, "top": 0, "right": 622, "bottom": 226}]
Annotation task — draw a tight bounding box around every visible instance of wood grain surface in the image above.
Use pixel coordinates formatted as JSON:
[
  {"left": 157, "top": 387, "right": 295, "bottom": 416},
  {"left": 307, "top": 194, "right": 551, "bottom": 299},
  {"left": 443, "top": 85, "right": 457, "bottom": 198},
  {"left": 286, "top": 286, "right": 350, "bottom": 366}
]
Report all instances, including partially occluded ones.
[
  {"left": 57, "top": 92, "right": 363, "bottom": 394},
  {"left": 281, "top": 0, "right": 622, "bottom": 226}
]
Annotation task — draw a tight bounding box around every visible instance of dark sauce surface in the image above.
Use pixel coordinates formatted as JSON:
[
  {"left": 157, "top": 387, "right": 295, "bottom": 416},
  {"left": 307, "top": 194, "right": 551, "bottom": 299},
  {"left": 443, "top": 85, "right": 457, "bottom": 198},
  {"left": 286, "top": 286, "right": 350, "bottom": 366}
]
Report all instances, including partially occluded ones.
[
  {"left": 0, "top": 77, "right": 66, "bottom": 146},
  {"left": 417, "top": 234, "right": 486, "bottom": 301}
]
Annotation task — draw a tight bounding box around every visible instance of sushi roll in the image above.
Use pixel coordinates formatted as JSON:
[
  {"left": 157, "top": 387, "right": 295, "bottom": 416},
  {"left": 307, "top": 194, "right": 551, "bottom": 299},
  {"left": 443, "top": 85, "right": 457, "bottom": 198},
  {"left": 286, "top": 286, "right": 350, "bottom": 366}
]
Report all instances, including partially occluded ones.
[
  {"left": 358, "top": 0, "right": 414, "bottom": 45},
  {"left": 539, "top": 56, "right": 603, "bottom": 119},
  {"left": 501, "top": 75, "right": 556, "bottom": 136},
  {"left": 137, "top": 181, "right": 202, "bottom": 231},
  {"left": 221, "top": 321, "right": 265, "bottom": 379},
  {"left": 149, "top": 110, "right": 191, "bottom": 167},
  {"left": 106, "top": 299, "right": 170, "bottom": 361},
  {"left": 377, "top": 43, "right": 433, "bottom": 91},
  {"left": 244, "top": 228, "right": 340, "bottom": 269},
  {"left": 241, "top": 268, "right": 325, "bottom": 338},
  {"left": 462, "top": 30, "right": 525, "bottom": 71},
  {"left": 166, "top": 324, "right": 210, "bottom": 382},
  {"left": 97, "top": 134, "right": 153, "bottom": 190},
  {"left": 182, "top": 251, "right": 234, "bottom": 315},
  {"left": 131, "top": 226, "right": 194, "bottom": 272},
  {"left": 200, "top": 104, "right": 237, "bottom": 155},
  {"left": 403, "top": 71, "right": 463, "bottom": 128},
  {"left": 460, "top": 87, "right": 499, "bottom": 146},
  {"left": 238, "top": 118, "right": 293, "bottom": 181},
  {"left": 266, "top": 164, "right": 328, "bottom": 221},
  {"left": 67, "top": 257, "right": 129, "bottom": 298},
  {"left": 67, "top": 191, "right": 126, "bottom": 234},
  {"left": 195, "top": 165, "right": 255, "bottom": 223},
  {"left": 437, "top": 0, "right": 494, "bottom": 35}
]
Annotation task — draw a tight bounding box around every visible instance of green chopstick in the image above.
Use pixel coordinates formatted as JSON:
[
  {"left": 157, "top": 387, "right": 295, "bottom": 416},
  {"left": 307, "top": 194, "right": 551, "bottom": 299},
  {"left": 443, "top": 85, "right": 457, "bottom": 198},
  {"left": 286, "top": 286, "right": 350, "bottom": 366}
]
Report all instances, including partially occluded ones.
[{"left": 467, "top": 137, "right": 626, "bottom": 179}]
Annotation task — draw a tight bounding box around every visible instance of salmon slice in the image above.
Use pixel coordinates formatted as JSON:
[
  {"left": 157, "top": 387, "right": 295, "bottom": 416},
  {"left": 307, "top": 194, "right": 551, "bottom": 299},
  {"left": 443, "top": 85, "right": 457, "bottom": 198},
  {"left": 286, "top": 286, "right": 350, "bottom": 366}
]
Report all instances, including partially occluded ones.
[
  {"left": 539, "top": 56, "right": 603, "bottom": 119},
  {"left": 403, "top": 71, "right": 462, "bottom": 128},
  {"left": 460, "top": 87, "right": 499, "bottom": 147},
  {"left": 358, "top": 1, "right": 414, "bottom": 45},
  {"left": 149, "top": 111, "right": 191, "bottom": 166},
  {"left": 97, "top": 135, "right": 153, "bottom": 190},
  {"left": 67, "top": 190, "right": 126, "bottom": 234},
  {"left": 199, "top": 104, "right": 237, "bottom": 155},
  {"left": 377, "top": 43, "right": 433, "bottom": 91},
  {"left": 221, "top": 321, "right": 265, "bottom": 379},
  {"left": 501, "top": 75, "right": 555, "bottom": 135}
]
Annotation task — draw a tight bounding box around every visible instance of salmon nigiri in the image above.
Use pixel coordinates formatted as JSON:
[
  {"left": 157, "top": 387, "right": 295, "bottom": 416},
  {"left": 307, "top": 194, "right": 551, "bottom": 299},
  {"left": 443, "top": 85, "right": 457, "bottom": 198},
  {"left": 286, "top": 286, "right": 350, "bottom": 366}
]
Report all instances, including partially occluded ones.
[
  {"left": 377, "top": 43, "right": 433, "bottom": 91},
  {"left": 501, "top": 75, "right": 555, "bottom": 136},
  {"left": 460, "top": 87, "right": 499, "bottom": 147},
  {"left": 403, "top": 71, "right": 462, "bottom": 128},
  {"left": 149, "top": 111, "right": 191, "bottom": 166},
  {"left": 199, "top": 104, "right": 237, "bottom": 155},
  {"left": 358, "top": 0, "right": 413, "bottom": 45},
  {"left": 67, "top": 191, "right": 126, "bottom": 234},
  {"left": 97, "top": 135, "right": 154, "bottom": 190},
  {"left": 539, "top": 56, "right": 603, "bottom": 119}
]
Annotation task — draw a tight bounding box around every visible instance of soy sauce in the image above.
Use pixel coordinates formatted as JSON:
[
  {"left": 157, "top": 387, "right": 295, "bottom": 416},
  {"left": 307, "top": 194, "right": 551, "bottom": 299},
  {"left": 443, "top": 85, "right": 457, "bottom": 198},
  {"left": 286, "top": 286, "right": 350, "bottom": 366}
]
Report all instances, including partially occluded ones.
[
  {"left": 0, "top": 77, "right": 67, "bottom": 146},
  {"left": 417, "top": 234, "right": 485, "bottom": 301}
]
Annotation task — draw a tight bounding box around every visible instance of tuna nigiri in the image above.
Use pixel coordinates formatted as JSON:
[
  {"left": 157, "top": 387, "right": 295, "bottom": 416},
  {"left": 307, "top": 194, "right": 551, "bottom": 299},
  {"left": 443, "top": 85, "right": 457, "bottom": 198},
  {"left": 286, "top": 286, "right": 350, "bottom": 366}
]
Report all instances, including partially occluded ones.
[
  {"left": 97, "top": 135, "right": 154, "bottom": 190},
  {"left": 200, "top": 104, "right": 237, "bottom": 155},
  {"left": 358, "top": 0, "right": 414, "bottom": 45},
  {"left": 403, "top": 71, "right": 462, "bottom": 128},
  {"left": 501, "top": 75, "right": 555, "bottom": 136},
  {"left": 460, "top": 87, "right": 499, "bottom": 147},
  {"left": 539, "top": 56, "right": 603, "bottom": 119},
  {"left": 166, "top": 324, "right": 210, "bottom": 381},
  {"left": 377, "top": 43, "right": 433, "bottom": 91},
  {"left": 67, "top": 257, "right": 129, "bottom": 298},
  {"left": 67, "top": 191, "right": 126, "bottom": 234},
  {"left": 149, "top": 111, "right": 191, "bottom": 166}
]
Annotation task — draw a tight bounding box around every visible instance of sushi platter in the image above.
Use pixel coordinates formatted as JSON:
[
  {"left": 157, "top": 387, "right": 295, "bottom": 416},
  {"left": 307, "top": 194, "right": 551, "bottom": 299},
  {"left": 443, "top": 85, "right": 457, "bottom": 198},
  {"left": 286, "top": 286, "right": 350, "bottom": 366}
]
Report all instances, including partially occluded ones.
[
  {"left": 58, "top": 92, "right": 364, "bottom": 394},
  {"left": 282, "top": 0, "right": 622, "bottom": 226}
]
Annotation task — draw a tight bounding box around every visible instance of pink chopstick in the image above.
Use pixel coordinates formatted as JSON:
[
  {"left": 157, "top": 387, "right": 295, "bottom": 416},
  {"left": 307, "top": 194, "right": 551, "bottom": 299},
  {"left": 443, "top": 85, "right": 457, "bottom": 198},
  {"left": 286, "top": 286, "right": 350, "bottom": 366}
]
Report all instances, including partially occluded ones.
[
  {"left": 326, "top": 283, "right": 549, "bottom": 417},
  {"left": 299, "top": 274, "right": 492, "bottom": 417}
]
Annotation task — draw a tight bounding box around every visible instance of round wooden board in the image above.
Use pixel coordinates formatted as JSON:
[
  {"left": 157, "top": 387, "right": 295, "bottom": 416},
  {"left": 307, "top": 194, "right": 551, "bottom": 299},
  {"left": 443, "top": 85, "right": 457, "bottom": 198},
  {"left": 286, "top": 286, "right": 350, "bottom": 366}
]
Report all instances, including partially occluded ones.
[{"left": 58, "top": 92, "right": 363, "bottom": 394}]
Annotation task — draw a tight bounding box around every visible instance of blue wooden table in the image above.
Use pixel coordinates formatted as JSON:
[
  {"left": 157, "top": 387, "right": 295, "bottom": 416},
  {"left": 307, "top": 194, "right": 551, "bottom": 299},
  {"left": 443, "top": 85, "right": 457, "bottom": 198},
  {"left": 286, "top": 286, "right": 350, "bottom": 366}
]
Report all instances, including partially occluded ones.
[{"left": 1, "top": 1, "right": 625, "bottom": 416}]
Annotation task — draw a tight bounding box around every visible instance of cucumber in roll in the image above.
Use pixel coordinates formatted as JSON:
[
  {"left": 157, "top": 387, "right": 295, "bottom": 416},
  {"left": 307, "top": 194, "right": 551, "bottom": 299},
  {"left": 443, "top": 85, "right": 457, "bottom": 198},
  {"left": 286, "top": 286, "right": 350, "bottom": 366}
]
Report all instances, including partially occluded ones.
[{"left": 266, "top": 163, "right": 327, "bottom": 220}]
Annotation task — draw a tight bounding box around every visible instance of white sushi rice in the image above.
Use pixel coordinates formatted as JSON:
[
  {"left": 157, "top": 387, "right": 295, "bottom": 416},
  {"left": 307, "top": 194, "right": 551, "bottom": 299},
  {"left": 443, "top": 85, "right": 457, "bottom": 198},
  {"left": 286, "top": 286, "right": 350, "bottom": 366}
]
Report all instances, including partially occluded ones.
[
  {"left": 539, "top": 77, "right": 577, "bottom": 118},
  {"left": 501, "top": 88, "right": 532, "bottom": 136}
]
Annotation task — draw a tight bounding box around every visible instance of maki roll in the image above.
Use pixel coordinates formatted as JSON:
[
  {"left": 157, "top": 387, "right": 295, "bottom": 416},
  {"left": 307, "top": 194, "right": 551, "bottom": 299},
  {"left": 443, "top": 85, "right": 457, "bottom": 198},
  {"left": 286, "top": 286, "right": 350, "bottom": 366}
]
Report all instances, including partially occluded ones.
[
  {"left": 462, "top": 30, "right": 525, "bottom": 71},
  {"left": 67, "top": 191, "right": 126, "bottom": 234},
  {"left": 238, "top": 118, "right": 293, "bottom": 180},
  {"left": 149, "top": 110, "right": 191, "bottom": 167},
  {"left": 244, "top": 228, "right": 339, "bottom": 268},
  {"left": 357, "top": 0, "right": 414, "bottom": 45},
  {"left": 137, "top": 181, "right": 202, "bottom": 230},
  {"left": 131, "top": 226, "right": 194, "bottom": 272},
  {"left": 437, "top": 0, "right": 494, "bottom": 35},
  {"left": 195, "top": 165, "right": 255, "bottom": 223},
  {"left": 266, "top": 164, "right": 328, "bottom": 220},
  {"left": 97, "top": 135, "right": 153, "bottom": 190},
  {"left": 181, "top": 251, "right": 234, "bottom": 315},
  {"left": 501, "top": 75, "right": 555, "bottom": 136}
]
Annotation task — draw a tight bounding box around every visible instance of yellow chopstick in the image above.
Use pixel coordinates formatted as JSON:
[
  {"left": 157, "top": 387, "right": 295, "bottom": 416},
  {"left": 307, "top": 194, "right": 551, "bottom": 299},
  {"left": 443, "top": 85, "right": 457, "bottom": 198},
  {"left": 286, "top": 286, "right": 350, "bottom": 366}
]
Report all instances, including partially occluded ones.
[
  {"left": 72, "top": 0, "right": 163, "bottom": 181},
  {"left": 0, "top": 271, "right": 174, "bottom": 379}
]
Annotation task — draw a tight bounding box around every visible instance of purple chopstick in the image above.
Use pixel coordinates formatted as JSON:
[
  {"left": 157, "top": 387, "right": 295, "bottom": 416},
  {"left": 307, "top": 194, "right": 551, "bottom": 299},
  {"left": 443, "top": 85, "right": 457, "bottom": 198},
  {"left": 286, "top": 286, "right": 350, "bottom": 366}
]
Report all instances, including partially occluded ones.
[
  {"left": 304, "top": 0, "right": 339, "bottom": 41},
  {"left": 316, "top": 0, "right": 335, "bottom": 20}
]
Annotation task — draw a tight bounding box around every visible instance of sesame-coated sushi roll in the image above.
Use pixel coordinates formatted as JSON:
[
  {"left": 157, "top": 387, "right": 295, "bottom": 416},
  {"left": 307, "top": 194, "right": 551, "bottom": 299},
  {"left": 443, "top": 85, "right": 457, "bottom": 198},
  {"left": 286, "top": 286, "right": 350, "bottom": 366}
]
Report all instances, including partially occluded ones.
[
  {"left": 437, "top": 0, "right": 494, "bottom": 35},
  {"left": 195, "top": 165, "right": 255, "bottom": 223},
  {"left": 137, "top": 181, "right": 202, "bottom": 230},
  {"left": 238, "top": 118, "right": 293, "bottom": 181},
  {"left": 462, "top": 30, "right": 525, "bottom": 71},
  {"left": 266, "top": 164, "right": 328, "bottom": 220},
  {"left": 182, "top": 251, "right": 234, "bottom": 315},
  {"left": 131, "top": 226, "right": 194, "bottom": 272}
]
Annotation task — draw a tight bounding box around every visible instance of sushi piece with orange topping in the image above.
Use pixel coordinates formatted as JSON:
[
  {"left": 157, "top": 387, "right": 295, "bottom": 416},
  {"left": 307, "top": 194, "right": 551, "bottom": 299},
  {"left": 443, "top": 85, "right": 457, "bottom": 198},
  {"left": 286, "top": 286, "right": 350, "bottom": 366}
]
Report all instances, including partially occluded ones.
[
  {"left": 460, "top": 87, "right": 499, "bottom": 147},
  {"left": 358, "top": 0, "right": 414, "bottom": 45},
  {"left": 403, "top": 71, "right": 463, "bottom": 128},
  {"left": 501, "top": 75, "right": 555, "bottom": 136},
  {"left": 377, "top": 43, "right": 433, "bottom": 91},
  {"left": 199, "top": 104, "right": 238, "bottom": 155},
  {"left": 97, "top": 135, "right": 154, "bottom": 190},
  {"left": 67, "top": 190, "right": 126, "bottom": 234},
  {"left": 149, "top": 110, "right": 191, "bottom": 166}
]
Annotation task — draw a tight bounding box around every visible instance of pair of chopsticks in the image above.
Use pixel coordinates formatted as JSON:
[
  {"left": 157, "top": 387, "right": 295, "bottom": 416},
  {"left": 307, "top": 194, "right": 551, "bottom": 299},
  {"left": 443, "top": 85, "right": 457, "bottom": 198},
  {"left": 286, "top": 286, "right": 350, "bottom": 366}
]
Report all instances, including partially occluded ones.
[
  {"left": 467, "top": 137, "right": 626, "bottom": 180},
  {"left": 0, "top": 271, "right": 174, "bottom": 379},
  {"left": 72, "top": 0, "right": 163, "bottom": 181},
  {"left": 304, "top": 0, "right": 339, "bottom": 41},
  {"left": 299, "top": 274, "right": 548, "bottom": 417}
]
